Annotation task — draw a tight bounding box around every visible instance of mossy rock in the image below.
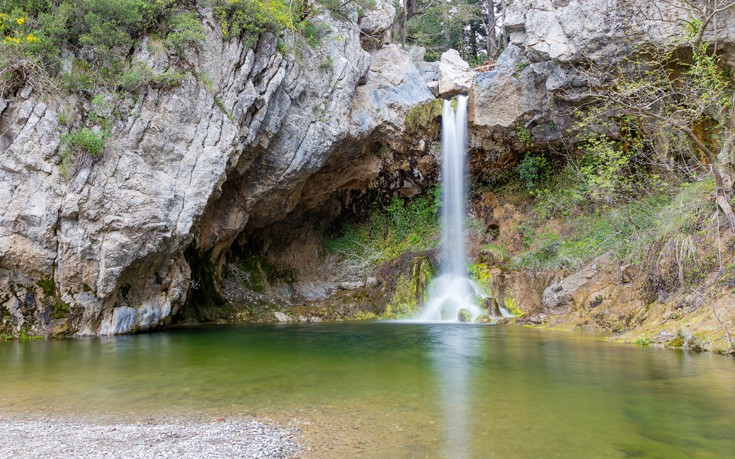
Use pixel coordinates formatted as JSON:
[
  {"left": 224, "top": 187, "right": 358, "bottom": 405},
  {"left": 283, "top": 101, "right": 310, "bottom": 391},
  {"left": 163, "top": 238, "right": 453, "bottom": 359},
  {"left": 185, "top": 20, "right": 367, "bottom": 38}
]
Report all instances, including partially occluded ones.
[
  {"left": 458, "top": 309, "right": 472, "bottom": 322},
  {"left": 475, "top": 314, "right": 492, "bottom": 323},
  {"left": 53, "top": 300, "right": 71, "bottom": 319},
  {"left": 405, "top": 99, "right": 443, "bottom": 133},
  {"left": 36, "top": 278, "right": 56, "bottom": 296},
  {"left": 382, "top": 253, "right": 437, "bottom": 319}
]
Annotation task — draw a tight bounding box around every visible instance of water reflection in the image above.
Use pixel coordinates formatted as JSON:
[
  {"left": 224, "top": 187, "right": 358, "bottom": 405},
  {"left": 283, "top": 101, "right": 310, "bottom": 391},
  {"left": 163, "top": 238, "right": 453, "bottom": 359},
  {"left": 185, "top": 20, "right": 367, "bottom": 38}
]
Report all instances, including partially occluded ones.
[
  {"left": 1, "top": 324, "right": 734, "bottom": 458},
  {"left": 430, "top": 325, "right": 483, "bottom": 458}
]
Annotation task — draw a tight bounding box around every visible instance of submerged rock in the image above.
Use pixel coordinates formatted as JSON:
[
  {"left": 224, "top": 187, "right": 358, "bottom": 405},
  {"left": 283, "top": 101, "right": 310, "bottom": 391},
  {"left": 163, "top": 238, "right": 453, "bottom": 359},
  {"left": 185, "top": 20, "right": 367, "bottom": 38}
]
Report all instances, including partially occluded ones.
[{"left": 457, "top": 309, "right": 472, "bottom": 323}]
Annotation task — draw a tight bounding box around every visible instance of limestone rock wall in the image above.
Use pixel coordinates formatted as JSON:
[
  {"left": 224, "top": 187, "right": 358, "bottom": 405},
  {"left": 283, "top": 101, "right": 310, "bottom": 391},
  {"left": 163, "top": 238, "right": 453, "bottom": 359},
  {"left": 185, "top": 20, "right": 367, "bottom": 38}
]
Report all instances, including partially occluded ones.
[
  {"left": 469, "top": 0, "right": 735, "bottom": 157},
  {"left": 0, "top": 8, "right": 434, "bottom": 338}
]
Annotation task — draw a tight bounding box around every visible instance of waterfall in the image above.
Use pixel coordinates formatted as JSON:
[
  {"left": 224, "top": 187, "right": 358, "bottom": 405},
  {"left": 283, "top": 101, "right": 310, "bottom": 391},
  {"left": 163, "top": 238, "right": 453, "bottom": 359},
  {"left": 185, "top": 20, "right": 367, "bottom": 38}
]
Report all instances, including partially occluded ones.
[{"left": 417, "top": 96, "right": 493, "bottom": 322}]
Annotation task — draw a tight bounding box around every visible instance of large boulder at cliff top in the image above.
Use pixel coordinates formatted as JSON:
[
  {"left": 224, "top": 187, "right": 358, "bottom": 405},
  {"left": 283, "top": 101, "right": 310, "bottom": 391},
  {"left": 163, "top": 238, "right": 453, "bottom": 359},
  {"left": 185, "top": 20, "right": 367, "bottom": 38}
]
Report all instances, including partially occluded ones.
[
  {"left": 438, "top": 49, "right": 474, "bottom": 97},
  {"left": 470, "top": 44, "right": 546, "bottom": 131},
  {"left": 351, "top": 44, "right": 434, "bottom": 140},
  {"left": 359, "top": 0, "right": 395, "bottom": 38}
]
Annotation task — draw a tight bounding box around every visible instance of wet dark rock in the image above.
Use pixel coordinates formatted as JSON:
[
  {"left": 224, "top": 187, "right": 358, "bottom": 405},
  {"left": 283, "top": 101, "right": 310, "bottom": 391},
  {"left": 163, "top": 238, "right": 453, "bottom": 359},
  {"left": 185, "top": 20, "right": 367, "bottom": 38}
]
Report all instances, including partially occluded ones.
[{"left": 458, "top": 309, "right": 472, "bottom": 322}]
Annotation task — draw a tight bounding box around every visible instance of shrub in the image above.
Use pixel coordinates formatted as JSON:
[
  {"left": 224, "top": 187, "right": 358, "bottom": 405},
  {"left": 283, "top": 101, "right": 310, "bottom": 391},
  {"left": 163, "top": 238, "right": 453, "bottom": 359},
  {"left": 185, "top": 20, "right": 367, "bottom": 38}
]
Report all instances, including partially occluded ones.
[
  {"left": 578, "top": 134, "right": 653, "bottom": 205},
  {"left": 115, "top": 63, "right": 186, "bottom": 92},
  {"left": 325, "top": 189, "right": 440, "bottom": 268},
  {"left": 517, "top": 154, "right": 549, "bottom": 190},
  {"left": 510, "top": 178, "right": 716, "bottom": 271},
  {"left": 213, "top": 0, "right": 293, "bottom": 39},
  {"left": 42, "top": 0, "right": 174, "bottom": 66},
  {"left": 1, "top": 1, "right": 201, "bottom": 95},
  {"left": 297, "top": 18, "right": 325, "bottom": 48},
  {"left": 61, "top": 128, "right": 106, "bottom": 158},
  {"left": 533, "top": 163, "right": 587, "bottom": 219},
  {"left": 319, "top": 56, "right": 333, "bottom": 70},
  {"left": 166, "top": 10, "right": 205, "bottom": 56},
  {"left": 516, "top": 125, "right": 532, "bottom": 147}
]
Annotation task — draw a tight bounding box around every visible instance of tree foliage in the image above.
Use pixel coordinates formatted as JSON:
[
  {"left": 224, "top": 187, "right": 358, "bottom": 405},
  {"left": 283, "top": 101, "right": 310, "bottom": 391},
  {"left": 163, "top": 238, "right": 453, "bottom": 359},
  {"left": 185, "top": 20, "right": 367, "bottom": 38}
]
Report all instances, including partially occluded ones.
[
  {"left": 396, "top": 0, "right": 512, "bottom": 64},
  {"left": 577, "top": 1, "right": 735, "bottom": 229},
  {"left": 0, "top": 0, "right": 206, "bottom": 95}
]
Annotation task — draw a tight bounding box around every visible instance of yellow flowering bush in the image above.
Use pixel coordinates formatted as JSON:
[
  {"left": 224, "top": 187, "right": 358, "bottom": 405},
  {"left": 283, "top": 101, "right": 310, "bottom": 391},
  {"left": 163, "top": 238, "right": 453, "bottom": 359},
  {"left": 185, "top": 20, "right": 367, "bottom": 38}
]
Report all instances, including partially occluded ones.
[
  {"left": 1, "top": 12, "right": 40, "bottom": 47},
  {"left": 214, "top": 0, "right": 294, "bottom": 39}
]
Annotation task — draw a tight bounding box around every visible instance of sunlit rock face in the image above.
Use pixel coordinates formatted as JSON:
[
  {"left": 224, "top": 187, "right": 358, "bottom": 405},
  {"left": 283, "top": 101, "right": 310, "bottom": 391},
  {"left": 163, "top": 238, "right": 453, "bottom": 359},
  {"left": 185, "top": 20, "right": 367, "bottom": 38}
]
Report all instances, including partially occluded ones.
[
  {"left": 0, "top": 10, "right": 434, "bottom": 338},
  {"left": 469, "top": 0, "right": 735, "bottom": 158},
  {"left": 359, "top": 0, "right": 395, "bottom": 43},
  {"left": 438, "top": 50, "right": 475, "bottom": 98}
]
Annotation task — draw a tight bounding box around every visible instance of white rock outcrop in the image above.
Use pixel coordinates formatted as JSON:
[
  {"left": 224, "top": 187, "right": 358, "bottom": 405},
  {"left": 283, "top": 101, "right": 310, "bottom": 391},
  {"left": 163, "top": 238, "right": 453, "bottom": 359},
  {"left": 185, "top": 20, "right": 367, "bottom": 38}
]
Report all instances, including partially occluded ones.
[
  {"left": 0, "top": 12, "right": 434, "bottom": 338},
  {"left": 438, "top": 49, "right": 474, "bottom": 97},
  {"left": 470, "top": 0, "right": 735, "bottom": 148},
  {"left": 359, "top": 0, "right": 396, "bottom": 40}
]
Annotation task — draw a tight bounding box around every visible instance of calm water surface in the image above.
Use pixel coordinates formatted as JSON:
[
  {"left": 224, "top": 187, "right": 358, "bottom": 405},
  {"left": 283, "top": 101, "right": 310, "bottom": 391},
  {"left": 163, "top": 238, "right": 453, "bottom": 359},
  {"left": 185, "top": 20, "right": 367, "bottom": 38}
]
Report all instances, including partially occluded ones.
[{"left": 1, "top": 323, "right": 734, "bottom": 458}]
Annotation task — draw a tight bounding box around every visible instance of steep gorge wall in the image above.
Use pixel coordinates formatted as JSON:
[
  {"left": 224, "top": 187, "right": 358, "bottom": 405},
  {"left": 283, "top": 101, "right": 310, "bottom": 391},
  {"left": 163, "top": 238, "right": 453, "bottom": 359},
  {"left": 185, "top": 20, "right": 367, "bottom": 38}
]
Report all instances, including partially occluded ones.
[
  {"left": 3, "top": 0, "right": 735, "bottom": 340},
  {"left": 0, "top": 7, "right": 438, "bottom": 338},
  {"left": 467, "top": 0, "right": 735, "bottom": 353},
  {"left": 468, "top": 0, "right": 735, "bottom": 159}
]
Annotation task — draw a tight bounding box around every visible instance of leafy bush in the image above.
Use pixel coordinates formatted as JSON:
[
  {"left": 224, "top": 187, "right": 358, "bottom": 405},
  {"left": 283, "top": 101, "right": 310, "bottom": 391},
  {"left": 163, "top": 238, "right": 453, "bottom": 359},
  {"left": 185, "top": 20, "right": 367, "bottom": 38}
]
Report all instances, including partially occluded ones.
[
  {"left": 166, "top": 10, "right": 205, "bottom": 56},
  {"left": 511, "top": 178, "right": 715, "bottom": 271},
  {"left": 516, "top": 125, "right": 532, "bottom": 147},
  {"left": 1, "top": 1, "right": 202, "bottom": 95},
  {"left": 39, "top": 0, "right": 178, "bottom": 67},
  {"left": 326, "top": 189, "right": 440, "bottom": 267},
  {"left": 578, "top": 134, "right": 658, "bottom": 205},
  {"left": 297, "top": 18, "right": 326, "bottom": 48},
  {"left": 61, "top": 128, "right": 106, "bottom": 158},
  {"left": 115, "top": 63, "right": 186, "bottom": 92},
  {"left": 532, "top": 163, "right": 587, "bottom": 219},
  {"left": 517, "top": 154, "right": 549, "bottom": 190},
  {"left": 213, "top": 0, "right": 293, "bottom": 39}
]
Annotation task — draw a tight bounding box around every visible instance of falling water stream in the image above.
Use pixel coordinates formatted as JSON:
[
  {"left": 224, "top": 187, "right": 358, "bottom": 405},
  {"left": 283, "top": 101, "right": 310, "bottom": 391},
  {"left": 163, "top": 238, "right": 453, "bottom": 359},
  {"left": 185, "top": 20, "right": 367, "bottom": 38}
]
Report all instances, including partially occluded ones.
[
  {"left": 419, "top": 96, "right": 507, "bottom": 322},
  {"left": 4, "top": 95, "right": 729, "bottom": 459},
  {"left": 416, "top": 96, "right": 510, "bottom": 457}
]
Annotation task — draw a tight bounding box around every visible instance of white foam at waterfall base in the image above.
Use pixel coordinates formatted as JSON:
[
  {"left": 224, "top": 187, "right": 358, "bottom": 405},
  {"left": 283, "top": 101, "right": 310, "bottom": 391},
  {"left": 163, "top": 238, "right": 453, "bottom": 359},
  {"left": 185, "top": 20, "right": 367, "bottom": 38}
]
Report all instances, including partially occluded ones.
[
  {"left": 416, "top": 95, "right": 511, "bottom": 323},
  {"left": 419, "top": 273, "right": 486, "bottom": 322}
]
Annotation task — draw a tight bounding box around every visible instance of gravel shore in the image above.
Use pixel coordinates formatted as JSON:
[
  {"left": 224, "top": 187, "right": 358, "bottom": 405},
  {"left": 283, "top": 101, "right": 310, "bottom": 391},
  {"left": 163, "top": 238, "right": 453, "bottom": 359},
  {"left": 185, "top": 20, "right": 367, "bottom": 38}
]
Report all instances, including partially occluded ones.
[{"left": 0, "top": 417, "right": 301, "bottom": 459}]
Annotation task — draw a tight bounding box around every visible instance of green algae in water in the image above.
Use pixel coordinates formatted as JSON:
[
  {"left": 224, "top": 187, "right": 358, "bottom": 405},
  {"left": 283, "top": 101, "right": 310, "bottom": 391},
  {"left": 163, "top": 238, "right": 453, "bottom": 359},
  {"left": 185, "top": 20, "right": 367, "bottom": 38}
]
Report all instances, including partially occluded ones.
[{"left": 1, "top": 323, "right": 734, "bottom": 458}]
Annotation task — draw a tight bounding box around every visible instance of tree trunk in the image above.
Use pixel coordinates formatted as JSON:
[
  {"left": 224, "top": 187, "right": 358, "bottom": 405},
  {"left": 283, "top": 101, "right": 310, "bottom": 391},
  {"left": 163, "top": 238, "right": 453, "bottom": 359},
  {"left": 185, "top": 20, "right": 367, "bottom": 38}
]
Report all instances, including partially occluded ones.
[
  {"left": 484, "top": 0, "right": 497, "bottom": 58},
  {"left": 468, "top": 22, "right": 479, "bottom": 64}
]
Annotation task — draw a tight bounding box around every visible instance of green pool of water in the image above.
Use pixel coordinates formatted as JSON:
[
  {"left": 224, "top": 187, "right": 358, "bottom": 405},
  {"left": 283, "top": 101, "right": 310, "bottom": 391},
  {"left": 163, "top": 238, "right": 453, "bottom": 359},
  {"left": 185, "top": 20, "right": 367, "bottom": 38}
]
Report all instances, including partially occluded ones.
[{"left": 1, "top": 323, "right": 734, "bottom": 458}]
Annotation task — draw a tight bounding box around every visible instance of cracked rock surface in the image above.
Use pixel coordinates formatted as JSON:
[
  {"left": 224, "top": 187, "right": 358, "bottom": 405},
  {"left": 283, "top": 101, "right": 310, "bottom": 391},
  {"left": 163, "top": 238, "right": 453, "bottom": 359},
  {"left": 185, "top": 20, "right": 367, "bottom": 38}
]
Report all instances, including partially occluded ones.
[{"left": 0, "top": 9, "right": 433, "bottom": 337}]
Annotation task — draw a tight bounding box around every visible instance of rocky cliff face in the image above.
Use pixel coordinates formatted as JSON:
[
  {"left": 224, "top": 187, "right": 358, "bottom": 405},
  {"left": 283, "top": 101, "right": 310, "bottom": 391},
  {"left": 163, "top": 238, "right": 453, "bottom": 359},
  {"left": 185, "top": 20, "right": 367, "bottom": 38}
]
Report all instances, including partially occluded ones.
[
  {"left": 467, "top": 0, "right": 735, "bottom": 353},
  {"left": 469, "top": 0, "right": 735, "bottom": 157},
  {"left": 0, "top": 7, "right": 439, "bottom": 338},
  {"left": 3, "top": 0, "right": 734, "bottom": 340}
]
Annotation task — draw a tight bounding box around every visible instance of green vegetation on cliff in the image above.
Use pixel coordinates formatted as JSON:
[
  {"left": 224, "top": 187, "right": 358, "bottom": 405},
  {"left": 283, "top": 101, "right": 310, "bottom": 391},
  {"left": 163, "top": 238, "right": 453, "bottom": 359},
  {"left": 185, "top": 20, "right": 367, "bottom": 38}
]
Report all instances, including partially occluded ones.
[
  {"left": 0, "top": 0, "right": 204, "bottom": 95},
  {"left": 505, "top": 13, "right": 734, "bottom": 277},
  {"left": 325, "top": 189, "right": 440, "bottom": 268},
  {"left": 0, "top": 0, "right": 333, "bottom": 97}
]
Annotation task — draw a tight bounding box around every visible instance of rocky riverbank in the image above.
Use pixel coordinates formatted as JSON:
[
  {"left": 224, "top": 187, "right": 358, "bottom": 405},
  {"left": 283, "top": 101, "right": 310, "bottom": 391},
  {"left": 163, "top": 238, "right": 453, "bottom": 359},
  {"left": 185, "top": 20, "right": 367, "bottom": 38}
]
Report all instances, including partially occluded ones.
[{"left": 0, "top": 416, "right": 301, "bottom": 459}]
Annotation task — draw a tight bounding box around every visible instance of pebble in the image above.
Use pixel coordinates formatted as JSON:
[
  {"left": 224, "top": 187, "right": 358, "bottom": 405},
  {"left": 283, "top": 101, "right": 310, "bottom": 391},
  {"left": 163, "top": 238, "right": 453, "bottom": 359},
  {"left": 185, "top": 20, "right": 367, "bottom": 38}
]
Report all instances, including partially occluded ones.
[{"left": 0, "top": 417, "right": 301, "bottom": 459}]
